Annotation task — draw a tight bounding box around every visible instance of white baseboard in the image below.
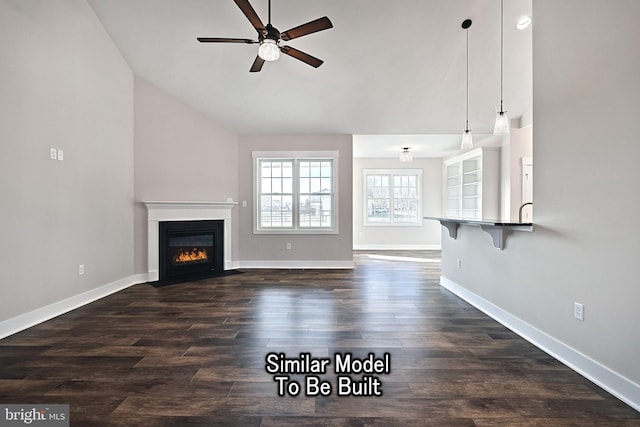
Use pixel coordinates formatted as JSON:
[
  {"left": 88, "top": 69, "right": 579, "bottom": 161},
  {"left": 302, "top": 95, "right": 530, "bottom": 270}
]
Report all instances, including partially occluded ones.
[
  {"left": 238, "top": 260, "right": 354, "bottom": 269},
  {"left": 440, "top": 276, "right": 640, "bottom": 413},
  {"left": 353, "top": 244, "right": 441, "bottom": 251},
  {"left": 0, "top": 274, "right": 146, "bottom": 340}
]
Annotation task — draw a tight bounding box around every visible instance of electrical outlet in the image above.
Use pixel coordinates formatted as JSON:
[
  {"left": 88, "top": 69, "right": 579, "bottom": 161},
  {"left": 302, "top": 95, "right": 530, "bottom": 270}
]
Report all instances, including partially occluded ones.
[
  {"left": 573, "top": 302, "right": 584, "bottom": 321},
  {"left": 57, "top": 149, "right": 64, "bottom": 161},
  {"left": 50, "top": 148, "right": 57, "bottom": 160},
  {"left": 457, "top": 259, "right": 462, "bottom": 269},
  {"left": 79, "top": 264, "right": 84, "bottom": 275},
  {"left": 286, "top": 243, "right": 292, "bottom": 250}
]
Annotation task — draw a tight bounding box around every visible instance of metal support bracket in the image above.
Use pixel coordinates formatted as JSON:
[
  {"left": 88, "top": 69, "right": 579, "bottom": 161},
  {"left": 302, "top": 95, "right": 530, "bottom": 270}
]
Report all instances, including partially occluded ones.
[
  {"left": 440, "top": 220, "right": 459, "bottom": 239},
  {"left": 480, "top": 225, "right": 505, "bottom": 250}
]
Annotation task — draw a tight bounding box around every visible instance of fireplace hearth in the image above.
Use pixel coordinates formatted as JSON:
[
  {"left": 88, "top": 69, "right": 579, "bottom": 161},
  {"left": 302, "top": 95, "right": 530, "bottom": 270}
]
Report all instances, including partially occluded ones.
[{"left": 159, "top": 220, "right": 224, "bottom": 282}]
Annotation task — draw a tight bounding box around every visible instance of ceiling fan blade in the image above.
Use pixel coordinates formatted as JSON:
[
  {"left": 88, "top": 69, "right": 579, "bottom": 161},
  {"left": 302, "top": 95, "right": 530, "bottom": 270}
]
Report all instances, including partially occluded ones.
[
  {"left": 280, "top": 16, "right": 333, "bottom": 41},
  {"left": 250, "top": 55, "right": 265, "bottom": 73},
  {"left": 197, "top": 37, "right": 257, "bottom": 44},
  {"left": 233, "top": 0, "right": 265, "bottom": 31},
  {"left": 280, "top": 46, "right": 323, "bottom": 68}
]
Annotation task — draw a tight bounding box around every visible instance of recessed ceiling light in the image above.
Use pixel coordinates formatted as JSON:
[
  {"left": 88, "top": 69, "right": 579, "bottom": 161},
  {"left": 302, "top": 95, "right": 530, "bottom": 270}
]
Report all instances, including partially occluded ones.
[{"left": 516, "top": 16, "right": 532, "bottom": 30}]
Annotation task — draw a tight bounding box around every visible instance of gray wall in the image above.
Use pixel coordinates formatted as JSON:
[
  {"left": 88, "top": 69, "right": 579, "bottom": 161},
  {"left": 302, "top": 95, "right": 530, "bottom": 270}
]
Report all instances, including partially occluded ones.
[
  {"left": 0, "top": 0, "right": 134, "bottom": 322},
  {"left": 238, "top": 135, "right": 353, "bottom": 265},
  {"left": 353, "top": 157, "right": 442, "bottom": 249},
  {"left": 133, "top": 77, "right": 240, "bottom": 274},
  {"left": 441, "top": 0, "right": 640, "bottom": 392}
]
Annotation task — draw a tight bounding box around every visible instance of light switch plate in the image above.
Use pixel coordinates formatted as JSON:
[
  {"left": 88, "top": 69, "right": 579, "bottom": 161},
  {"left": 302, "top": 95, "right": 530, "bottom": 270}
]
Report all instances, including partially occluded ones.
[{"left": 574, "top": 302, "right": 584, "bottom": 321}]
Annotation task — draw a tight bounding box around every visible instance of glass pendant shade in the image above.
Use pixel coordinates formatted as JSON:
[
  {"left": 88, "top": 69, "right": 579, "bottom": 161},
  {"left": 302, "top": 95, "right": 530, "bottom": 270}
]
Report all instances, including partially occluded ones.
[
  {"left": 494, "top": 109, "right": 510, "bottom": 135},
  {"left": 461, "top": 129, "right": 473, "bottom": 150},
  {"left": 258, "top": 39, "right": 280, "bottom": 61}
]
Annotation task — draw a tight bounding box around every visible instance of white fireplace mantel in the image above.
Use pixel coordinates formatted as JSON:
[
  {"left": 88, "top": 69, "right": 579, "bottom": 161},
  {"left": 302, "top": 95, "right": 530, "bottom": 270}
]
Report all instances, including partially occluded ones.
[{"left": 143, "top": 201, "right": 237, "bottom": 282}]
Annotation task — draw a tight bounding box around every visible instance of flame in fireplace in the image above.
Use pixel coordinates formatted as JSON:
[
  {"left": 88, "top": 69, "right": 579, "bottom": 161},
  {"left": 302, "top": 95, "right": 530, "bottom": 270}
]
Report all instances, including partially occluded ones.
[{"left": 175, "top": 247, "right": 209, "bottom": 263}]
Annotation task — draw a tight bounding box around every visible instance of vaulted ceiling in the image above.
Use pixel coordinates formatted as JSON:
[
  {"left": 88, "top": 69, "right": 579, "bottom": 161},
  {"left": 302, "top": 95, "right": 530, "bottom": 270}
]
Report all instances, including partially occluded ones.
[{"left": 88, "top": 0, "right": 532, "bottom": 155}]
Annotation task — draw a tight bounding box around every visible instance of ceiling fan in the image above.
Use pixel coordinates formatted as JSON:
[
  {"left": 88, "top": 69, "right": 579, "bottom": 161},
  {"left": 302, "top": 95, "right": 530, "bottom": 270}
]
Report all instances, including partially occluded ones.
[{"left": 197, "top": 0, "right": 333, "bottom": 72}]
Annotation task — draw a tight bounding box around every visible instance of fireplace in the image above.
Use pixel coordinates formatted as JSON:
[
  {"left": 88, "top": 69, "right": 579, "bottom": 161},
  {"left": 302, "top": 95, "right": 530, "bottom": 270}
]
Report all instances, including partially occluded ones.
[
  {"left": 144, "top": 201, "right": 236, "bottom": 282},
  {"left": 159, "top": 220, "right": 224, "bottom": 281}
]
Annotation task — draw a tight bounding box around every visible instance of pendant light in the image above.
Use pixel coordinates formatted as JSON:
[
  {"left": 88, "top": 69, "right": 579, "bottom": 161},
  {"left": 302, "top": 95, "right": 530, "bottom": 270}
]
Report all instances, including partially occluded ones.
[
  {"left": 461, "top": 19, "right": 473, "bottom": 150},
  {"left": 493, "top": 0, "right": 510, "bottom": 135}
]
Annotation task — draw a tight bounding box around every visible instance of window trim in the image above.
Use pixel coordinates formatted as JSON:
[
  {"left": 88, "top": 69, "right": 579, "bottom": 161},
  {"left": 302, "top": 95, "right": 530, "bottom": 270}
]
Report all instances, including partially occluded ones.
[
  {"left": 363, "top": 168, "right": 423, "bottom": 227},
  {"left": 253, "top": 151, "right": 339, "bottom": 235}
]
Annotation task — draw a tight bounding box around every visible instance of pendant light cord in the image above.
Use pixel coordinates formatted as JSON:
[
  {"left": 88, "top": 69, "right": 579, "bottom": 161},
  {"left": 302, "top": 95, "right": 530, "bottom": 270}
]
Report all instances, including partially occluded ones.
[
  {"left": 465, "top": 25, "right": 469, "bottom": 132},
  {"left": 500, "top": 0, "right": 504, "bottom": 111},
  {"left": 268, "top": 0, "right": 271, "bottom": 25}
]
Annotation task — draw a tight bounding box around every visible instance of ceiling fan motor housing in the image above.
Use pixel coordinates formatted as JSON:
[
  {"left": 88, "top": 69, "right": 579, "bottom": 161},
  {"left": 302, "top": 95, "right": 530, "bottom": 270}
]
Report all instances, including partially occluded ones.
[{"left": 261, "top": 23, "right": 280, "bottom": 42}]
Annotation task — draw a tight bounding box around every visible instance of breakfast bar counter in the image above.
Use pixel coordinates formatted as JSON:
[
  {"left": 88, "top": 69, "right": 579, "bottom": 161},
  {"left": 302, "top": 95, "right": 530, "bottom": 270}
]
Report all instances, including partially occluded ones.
[{"left": 425, "top": 216, "right": 533, "bottom": 250}]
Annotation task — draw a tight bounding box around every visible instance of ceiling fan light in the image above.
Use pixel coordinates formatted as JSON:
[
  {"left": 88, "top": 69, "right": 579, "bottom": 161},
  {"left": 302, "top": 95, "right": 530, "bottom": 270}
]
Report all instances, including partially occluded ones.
[
  {"left": 494, "top": 109, "right": 510, "bottom": 135},
  {"left": 461, "top": 130, "right": 473, "bottom": 150},
  {"left": 258, "top": 39, "right": 280, "bottom": 61}
]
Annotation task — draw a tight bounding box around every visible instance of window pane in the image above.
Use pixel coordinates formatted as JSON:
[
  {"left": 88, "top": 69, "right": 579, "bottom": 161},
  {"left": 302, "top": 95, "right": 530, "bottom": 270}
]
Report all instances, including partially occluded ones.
[
  {"left": 320, "top": 195, "right": 332, "bottom": 227},
  {"left": 320, "top": 178, "right": 332, "bottom": 193},
  {"left": 321, "top": 162, "right": 332, "bottom": 177},
  {"left": 310, "top": 162, "right": 321, "bottom": 177},
  {"left": 283, "top": 177, "right": 293, "bottom": 193},
  {"left": 300, "top": 177, "right": 310, "bottom": 194},
  {"left": 272, "top": 178, "right": 282, "bottom": 193},
  {"left": 299, "top": 195, "right": 332, "bottom": 228},
  {"left": 262, "top": 178, "right": 272, "bottom": 194},
  {"left": 394, "top": 199, "right": 418, "bottom": 223},
  {"left": 365, "top": 174, "right": 391, "bottom": 223},
  {"left": 299, "top": 196, "right": 318, "bottom": 227},
  {"left": 283, "top": 162, "right": 293, "bottom": 177},
  {"left": 367, "top": 199, "right": 390, "bottom": 223},
  {"left": 299, "top": 161, "right": 310, "bottom": 178},
  {"left": 262, "top": 162, "right": 272, "bottom": 178},
  {"left": 310, "top": 177, "right": 321, "bottom": 193},
  {"left": 261, "top": 195, "right": 293, "bottom": 227}
]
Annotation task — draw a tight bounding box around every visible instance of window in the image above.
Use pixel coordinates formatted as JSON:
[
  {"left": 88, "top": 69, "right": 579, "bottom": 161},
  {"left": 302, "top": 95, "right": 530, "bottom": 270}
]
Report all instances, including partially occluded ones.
[
  {"left": 253, "top": 151, "right": 338, "bottom": 234},
  {"left": 364, "top": 169, "right": 422, "bottom": 226}
]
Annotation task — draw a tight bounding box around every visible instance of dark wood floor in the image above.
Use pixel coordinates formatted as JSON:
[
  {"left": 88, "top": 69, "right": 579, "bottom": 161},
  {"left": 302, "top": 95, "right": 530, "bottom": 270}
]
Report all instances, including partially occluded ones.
[{"left": 1, "top": 251, "right": 638, "bottom": 426}]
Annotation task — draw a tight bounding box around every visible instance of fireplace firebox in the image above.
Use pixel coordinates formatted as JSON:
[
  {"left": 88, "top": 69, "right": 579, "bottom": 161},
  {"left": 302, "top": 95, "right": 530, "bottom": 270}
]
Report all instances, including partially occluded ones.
[{"left": 159, "top": 220, "right": 224, "bottom": 281}]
